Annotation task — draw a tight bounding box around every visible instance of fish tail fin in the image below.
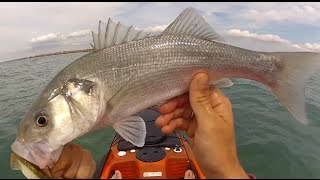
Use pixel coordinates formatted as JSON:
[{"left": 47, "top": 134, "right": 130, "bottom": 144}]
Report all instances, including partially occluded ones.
[{"left": 271, "top": 52, "right": 320, "bottom": 125}]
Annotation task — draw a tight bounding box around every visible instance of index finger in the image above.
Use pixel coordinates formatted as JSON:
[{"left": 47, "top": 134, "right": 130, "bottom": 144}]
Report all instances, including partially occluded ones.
[
  {"left": 159, "top": 93, "right": 189, "bottom": 114},
  {"left": 50, "top": 143, "right": 80, "bottom": 175},
  {"left": 75, "top": 150, "right": 96, "bottom": 179}
]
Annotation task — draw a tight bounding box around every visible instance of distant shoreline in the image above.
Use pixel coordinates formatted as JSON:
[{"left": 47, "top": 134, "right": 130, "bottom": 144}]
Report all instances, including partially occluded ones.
[{"left": 15, "top": 49, "right": 93, "bottom": 61}]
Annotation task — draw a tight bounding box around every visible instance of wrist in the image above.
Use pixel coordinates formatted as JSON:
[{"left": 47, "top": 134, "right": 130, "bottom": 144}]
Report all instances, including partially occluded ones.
[
  {"left": 222, "top": 161, "right": 249, "bottom": 179},
  {"left": 206, "top": 160, "right": 250, "bottom": 179}
]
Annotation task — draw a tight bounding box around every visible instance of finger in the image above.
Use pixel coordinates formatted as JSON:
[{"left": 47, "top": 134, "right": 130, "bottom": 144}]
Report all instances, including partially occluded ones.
[
  {"left": 62, "top": 150, "right": 82, "bottom": 179},
  {"left": 162, "top": 118, "right": 190, "bottom": 134},
  {"left": 176, "top": 94, "right": 189, "bottom": 107},
  {"left": 111, "top": 170, "right": 122, "bottom": 179},
  {"left": 182, "top": 102, "right": 193, "bottom": 120},
  {"left": 88, "top": 159, "right": 97, "bottom": 178},
  {"left": 158, "top": 98, "right": 178, "bottom": 114},
  {"left": 184, "top": 169, "right": 196, "bottom": 179},
  {"left": 50, "top": 143, "right": 77, "bottom": 175},
  {"left": 159, "top": 94, "right": 189, "bottom": 114},
  {"left": 155, "top": 113, "right": 174, "bottom": 128},
  {"left": 189, "top": 72, "right": 212, "bottom": 116},
  {"left": 155, "top": 107, "right": 185, "bottom": 127},
  {"left": 76, "top": 150, "right": 95, "bottom": 179},
  {"left": 186, "top": 118, "right": 197, "bottom": 139},
  {"left": 43, "top": 167, "right": 52, "bottom": 177}
]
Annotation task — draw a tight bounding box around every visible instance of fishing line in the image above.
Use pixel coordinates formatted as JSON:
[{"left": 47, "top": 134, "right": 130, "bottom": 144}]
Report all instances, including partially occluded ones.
[
  {"left": 93, "top": 132, "right": 120, "bottom": 179},
  {"left": 174, "top": 130, "right": 199, "bottom": 179}
]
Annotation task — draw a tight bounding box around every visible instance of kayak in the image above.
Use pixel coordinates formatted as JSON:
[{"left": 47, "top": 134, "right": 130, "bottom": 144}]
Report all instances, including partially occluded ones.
[{"left": 93, "top": 108, "right": 206, "bottom": 179}]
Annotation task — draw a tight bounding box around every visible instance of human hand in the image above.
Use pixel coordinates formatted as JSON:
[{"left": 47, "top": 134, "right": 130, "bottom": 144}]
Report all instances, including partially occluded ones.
[
  {"left": 44, "top": 143, "right": 96, "bottom": 179},
  {"left": 155, "top": 72, "right": 249, "bottom": 178}
]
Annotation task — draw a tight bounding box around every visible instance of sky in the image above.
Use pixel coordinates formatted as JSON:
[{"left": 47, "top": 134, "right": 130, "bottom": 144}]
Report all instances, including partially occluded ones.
[{"left": 0, "top": 2, "right": 320, "bottom": 62}]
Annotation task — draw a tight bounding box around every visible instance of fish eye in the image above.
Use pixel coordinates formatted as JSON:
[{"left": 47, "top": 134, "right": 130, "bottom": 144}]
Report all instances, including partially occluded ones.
[{"left": 36, "top": 116, "right": 48, "bottom": 127}]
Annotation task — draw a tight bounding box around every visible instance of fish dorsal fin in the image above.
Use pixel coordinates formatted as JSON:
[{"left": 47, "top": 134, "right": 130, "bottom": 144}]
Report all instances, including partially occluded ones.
[
  {"left": 162, "top": 7, "right": 225, "bottom": 42},
  {"left": 91, "top": 18, "right": 151, "bottom": 51}
]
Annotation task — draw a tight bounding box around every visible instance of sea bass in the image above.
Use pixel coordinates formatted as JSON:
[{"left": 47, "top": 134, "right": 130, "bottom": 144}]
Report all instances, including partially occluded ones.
[{"left": 11, "top": 7, "right": 320, "bottom": 170}]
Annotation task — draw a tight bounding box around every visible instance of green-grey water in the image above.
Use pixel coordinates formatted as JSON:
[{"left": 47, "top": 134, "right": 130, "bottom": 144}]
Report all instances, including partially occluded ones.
[{"left": 1, "top": 52, "right": 320, "bottom": 178}]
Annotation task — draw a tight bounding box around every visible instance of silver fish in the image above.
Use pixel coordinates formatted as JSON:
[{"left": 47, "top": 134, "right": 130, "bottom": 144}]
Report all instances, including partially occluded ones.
[{"left": 11, "top": 7, "right": 320, "bottom": 169}]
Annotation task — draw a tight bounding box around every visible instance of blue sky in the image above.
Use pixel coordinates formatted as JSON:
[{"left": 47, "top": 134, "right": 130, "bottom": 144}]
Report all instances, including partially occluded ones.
[{"left": 0, "top": 2, "right": 319, "bottom": 62}]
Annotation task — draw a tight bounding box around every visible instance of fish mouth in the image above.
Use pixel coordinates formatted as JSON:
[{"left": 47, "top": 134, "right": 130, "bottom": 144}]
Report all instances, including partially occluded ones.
[{"left": 11, "top": 139, "right": 63, "bottom": 169}]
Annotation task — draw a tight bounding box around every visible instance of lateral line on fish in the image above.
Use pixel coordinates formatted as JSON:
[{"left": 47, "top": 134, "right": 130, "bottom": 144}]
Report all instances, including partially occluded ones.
[{"left": 106, "top": 69, "right": 140, "bottom": 112}]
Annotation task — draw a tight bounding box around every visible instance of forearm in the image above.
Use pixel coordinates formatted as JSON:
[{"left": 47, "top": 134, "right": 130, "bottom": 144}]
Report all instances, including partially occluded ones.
[{"left": 193, "top": 138, "right": 250, "bottom": 179}]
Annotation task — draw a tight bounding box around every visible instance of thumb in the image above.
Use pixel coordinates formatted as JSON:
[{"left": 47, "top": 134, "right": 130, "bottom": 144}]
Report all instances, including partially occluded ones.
[{"left": 189, "top": 72, "right": 212, "bottom": 116}]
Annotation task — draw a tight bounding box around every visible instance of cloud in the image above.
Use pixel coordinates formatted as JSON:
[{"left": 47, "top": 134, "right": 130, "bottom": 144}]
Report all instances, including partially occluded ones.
[
  {"left": 304, "top": 43, "right": 320, "bottom": 52},
  {"left": 136, "top": 23, "right": 320, "bottom": 53},
  {"left": 240, "top": 3, "right": 320, "bottom": 27},
  {"left": 31, "top": 33, "right": 64, "bottom": 43},
  {"left": 225, "top": 29, "right": 290, "bottom": 44},
  {"left": 25, "top": 29, "right": 93, "bottom": 58},
  {"left": 144, "top": 24, "right": 168, "bottom": 33},
  {"left": 30, "top": 29, "right": 91, "bottom": 45},
  {"left": 66, "top": 29, "right": 91, "bottom": 38},
  {"left": 0, "top": 2, "right": 319, "bottom": 62},
  {"left": 0, "top": 2, "right": 131, "bottom": 62},
  {"left": 140, "top": 24, "right": 315, "bottom": 52},
  {"left": 222, "top": 28, "right": 319, "bottom": 52}
]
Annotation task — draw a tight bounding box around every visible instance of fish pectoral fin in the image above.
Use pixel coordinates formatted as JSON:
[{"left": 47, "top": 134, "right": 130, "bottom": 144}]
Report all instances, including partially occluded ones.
[
  {"left": 210, "top": 78, "right": 233, "bottom": 88},
  {"left": 162, "top": 7, "right": 225, "bottom": 42},
  {"left": 112, "top": 116, "right": 146, "bottom": 147},
  {"left": 91, "top": 18, "right": 151, "bottom": 51},
  {"left": 10, "top": 153, "right": 20, "bottom": 170}
]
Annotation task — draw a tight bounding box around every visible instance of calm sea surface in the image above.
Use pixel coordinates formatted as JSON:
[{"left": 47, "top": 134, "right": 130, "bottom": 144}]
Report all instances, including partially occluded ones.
[{"left": 1, "top": 52, "right": 320, "bottom": 178}]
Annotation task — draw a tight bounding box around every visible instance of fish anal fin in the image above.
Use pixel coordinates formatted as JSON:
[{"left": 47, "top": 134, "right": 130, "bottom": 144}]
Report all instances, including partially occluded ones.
[{"left": 210, "top": 78, "right": 233, "bottom": 88}]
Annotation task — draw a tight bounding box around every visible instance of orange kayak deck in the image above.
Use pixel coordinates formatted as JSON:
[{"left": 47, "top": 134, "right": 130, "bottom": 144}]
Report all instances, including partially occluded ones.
[{"left": 94, "top": 108, "right": 206, "bottom": 179}]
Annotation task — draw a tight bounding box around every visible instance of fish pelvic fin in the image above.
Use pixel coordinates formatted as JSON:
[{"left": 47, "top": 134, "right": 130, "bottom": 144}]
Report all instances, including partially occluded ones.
[
  {"left": 271, "top": 52, "right": 320, "bottom": 125},
  {"left": 91, "top": 18, "right": 151, "bottom": 51},
  {"left": 162, "top": 7, "right": 225, "bottom": 42},
  {"left": 112, "top": 116, "right": 146, "bottom": 147},
  {"left": 210, "top": 78, "right": 233, "bottom": 88}
]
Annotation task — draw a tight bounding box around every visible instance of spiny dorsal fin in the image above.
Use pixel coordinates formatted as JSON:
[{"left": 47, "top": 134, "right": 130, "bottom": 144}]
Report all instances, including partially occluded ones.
[
  {"left": 162, "top": 7, "right": 225, "bottom": 42},
  {"left": 91, "top": 18, "right": 151, "bottom": 51},
  {"left": 91, "top": 31, "right": 98, "bottom": 50}
]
